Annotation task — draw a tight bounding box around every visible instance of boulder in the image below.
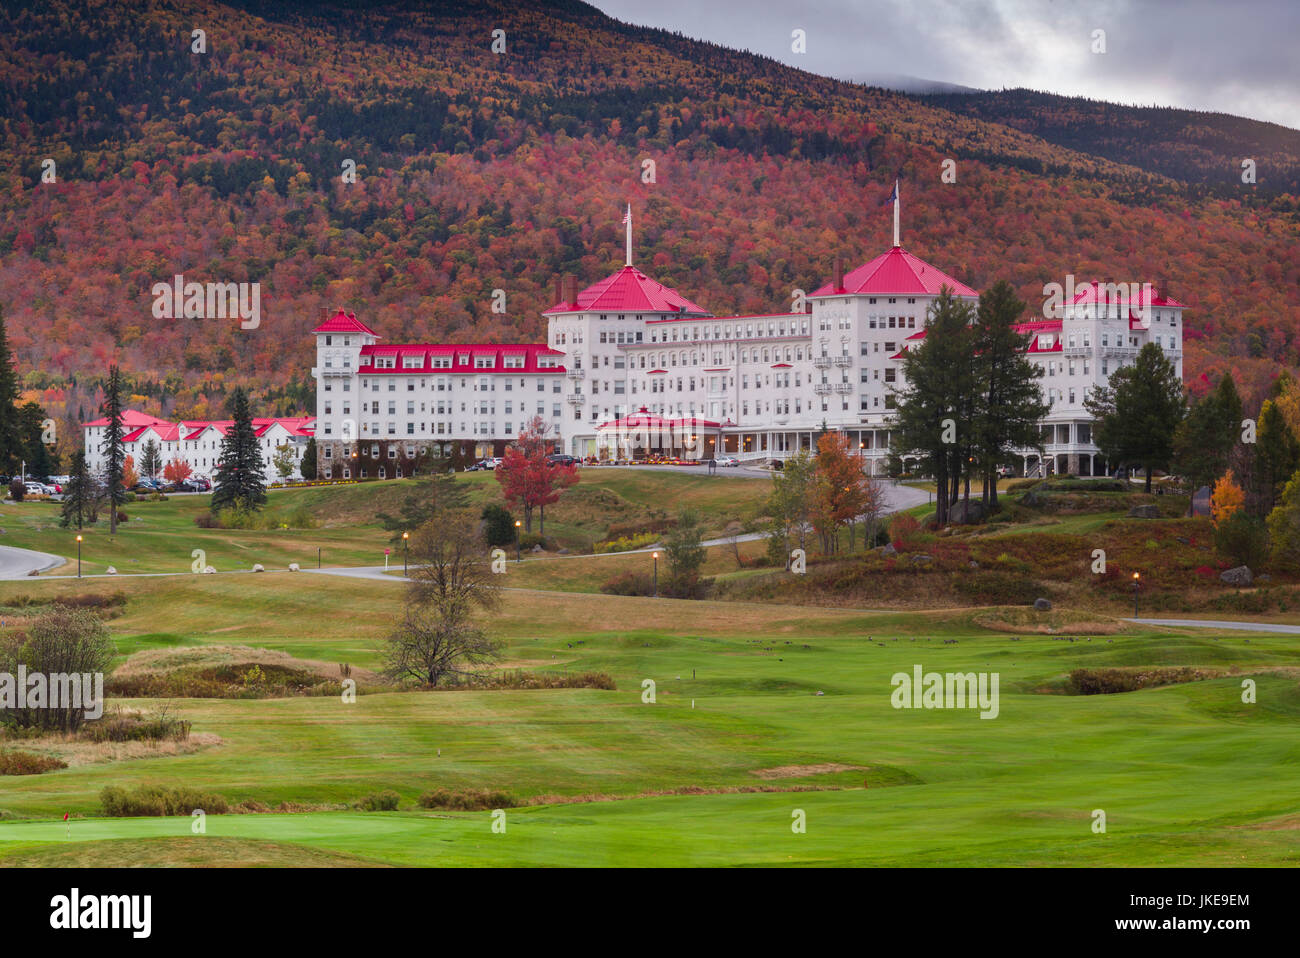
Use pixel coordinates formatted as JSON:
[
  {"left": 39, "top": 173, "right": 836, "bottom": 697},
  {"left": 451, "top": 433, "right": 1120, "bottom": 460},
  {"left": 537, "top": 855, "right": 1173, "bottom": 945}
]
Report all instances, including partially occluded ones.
[
  {"left": 106, "top": 566, "right": 117, "bottom": 575},
  {"left": 1033, "top": 597, "right": 1053, "bottom": 611},
  {"left": 252, "top": 563, "right": 265, "bottom": 573},
  {"left": 1220, "top": 565, "right": 1253, "bottom": 586},
  {"left": 288, "top": 562, "right": 301, "bottom": 572},
  {"left": 911, "top": 553, "right": 933, "bottom": 565},
  {"left": 880, "top": 543, "right": 897, "bottom": 557},
  {"left": 949, "top": 499, "right": 987, "bottom": 524},
  {"left": 1128, "top": 504, "right": 1160, "bottom": 519},
  {"left": 1021, "top": 490, "right": 1044, "bottom": 507},
  {"left": 531, "top": 543, "right": 544, "bottom": 553},
  {"left": 968, "top": 560, "right": 980, "bottom": 569},
  {"left": 202, "top": 565, "right": 216, "bottom": 574}
]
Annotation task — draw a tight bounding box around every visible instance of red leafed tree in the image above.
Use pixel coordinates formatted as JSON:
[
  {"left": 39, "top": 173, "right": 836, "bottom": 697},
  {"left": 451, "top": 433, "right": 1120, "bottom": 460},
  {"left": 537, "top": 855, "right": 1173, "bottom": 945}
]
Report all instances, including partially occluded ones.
[
  {"left": 496, "top": 416, "right": 578, "bottom": 534},
  {"left": 121, "top": 455, "right": 139, "bottom": 489},
  {"left": 164, "top": 459, "right": 194, "bottom": 483}
]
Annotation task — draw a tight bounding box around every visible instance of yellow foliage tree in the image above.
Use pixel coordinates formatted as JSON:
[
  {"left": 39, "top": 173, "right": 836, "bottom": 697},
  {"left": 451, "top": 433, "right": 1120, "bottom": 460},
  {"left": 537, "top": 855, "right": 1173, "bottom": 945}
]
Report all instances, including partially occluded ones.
[{"left": 1210, "top": 469, "right": 1245, "bottom": 526}]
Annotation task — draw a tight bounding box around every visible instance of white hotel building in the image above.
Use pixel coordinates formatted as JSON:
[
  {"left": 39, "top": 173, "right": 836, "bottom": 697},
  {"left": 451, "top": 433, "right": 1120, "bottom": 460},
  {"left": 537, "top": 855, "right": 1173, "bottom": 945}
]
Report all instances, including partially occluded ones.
[{"left": 311, "top": 213, "right": 1185, "bottom": 478}]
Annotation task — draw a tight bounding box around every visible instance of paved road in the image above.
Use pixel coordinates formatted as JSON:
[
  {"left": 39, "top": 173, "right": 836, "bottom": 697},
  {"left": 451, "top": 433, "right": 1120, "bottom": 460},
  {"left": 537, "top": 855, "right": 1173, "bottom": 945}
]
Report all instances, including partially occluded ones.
[
  {"left": 0, "top": 544, "right": 65, "bottom": 578},
  {"left": 1125, "top": 617, "right": 1300, "bottom": 635}
]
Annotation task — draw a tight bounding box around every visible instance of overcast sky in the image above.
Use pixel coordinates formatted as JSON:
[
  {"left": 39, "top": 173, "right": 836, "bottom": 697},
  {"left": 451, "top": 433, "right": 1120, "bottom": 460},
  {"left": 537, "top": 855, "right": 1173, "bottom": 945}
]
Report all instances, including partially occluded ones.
[{"left": 592, "top": 0, "right": 1300, "bottom": 130}]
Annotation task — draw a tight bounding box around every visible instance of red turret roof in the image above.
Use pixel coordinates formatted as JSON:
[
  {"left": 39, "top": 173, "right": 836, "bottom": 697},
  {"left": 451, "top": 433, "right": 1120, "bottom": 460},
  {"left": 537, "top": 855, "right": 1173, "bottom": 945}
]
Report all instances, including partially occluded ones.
[
  {"left": 312, "top": 308, "right": 379, "bottom": 336},
  {"left": 544, "top": 266, "right": 710, "bottom": 315},
  {"left": 811, "top": 246, "right": 978, "bottom": 298}
]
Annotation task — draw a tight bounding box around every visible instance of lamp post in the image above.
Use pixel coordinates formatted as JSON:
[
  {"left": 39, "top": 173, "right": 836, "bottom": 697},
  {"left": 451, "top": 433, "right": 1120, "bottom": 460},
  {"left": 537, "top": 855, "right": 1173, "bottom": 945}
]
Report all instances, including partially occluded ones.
[
  {"left": 652, "top": 551, "right": 659, "bottom": 598},
  {"left": 402, "top": 531, "right": 409, "bottom": 576},
  {"left": 515, "top": 520, "right": 522, "bottom": 563},
  {"left": 1132, "top": 571, "right": 1141, "bottom": 617},
  {"left": 76, "top": 534, "right": 82, "bottom": 578}
]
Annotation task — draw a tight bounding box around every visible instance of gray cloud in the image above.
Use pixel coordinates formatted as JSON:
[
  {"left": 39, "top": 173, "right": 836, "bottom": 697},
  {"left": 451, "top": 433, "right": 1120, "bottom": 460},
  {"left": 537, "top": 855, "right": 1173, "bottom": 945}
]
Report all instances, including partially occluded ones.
[{"left": 592, "top": 0, "right": 1300, "bottom": 129}]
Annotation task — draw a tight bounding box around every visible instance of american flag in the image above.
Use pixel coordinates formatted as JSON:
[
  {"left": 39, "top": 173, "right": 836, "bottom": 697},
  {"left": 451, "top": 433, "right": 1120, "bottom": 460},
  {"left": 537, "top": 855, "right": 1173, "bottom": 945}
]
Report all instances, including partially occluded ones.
[
  {"left": 880, "top": 181, "right": 898, "bottom": 207},
  {"left": 622, "top": 205, "right": 630, "bottom": 224}
]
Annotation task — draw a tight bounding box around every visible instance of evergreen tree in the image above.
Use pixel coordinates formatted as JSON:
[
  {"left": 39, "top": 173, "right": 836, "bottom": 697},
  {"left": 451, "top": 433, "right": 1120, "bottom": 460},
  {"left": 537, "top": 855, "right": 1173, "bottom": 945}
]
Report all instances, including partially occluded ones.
[
  {"left": 100, "top": 365, "right": 127, "bottom": 534},
  {"left": 972, "top": 280, "right": 1049, "bottom": 508},
  {"left": 300, "top": 437, "right": 317, "bottom": 480},
  {"left": 1085, "top": 343, "right": 1185, "bottom": 492},
  {"left": 140, "top": 438, "right": 162, "bottom": 479},
  {"left": 1254, "top": 398, "right": 1299, "bottom": 516},
  {"left": 0, "top": 307, "right": 22, "bottom": 474},
  {"left": 1173, "top": 373, "right": 1241, "bottom": 491},
  {"left": 892, "top": 287, "right": 977, "bottom": 525},
  {"left": 18, "top": 401, "right": 55, "bottom": 478},
  {"left": 211, "top": 388, "right": 266, "bottom": 513},
  {"left": 59, "top": 451, "right": 94, "bottom": 529}
]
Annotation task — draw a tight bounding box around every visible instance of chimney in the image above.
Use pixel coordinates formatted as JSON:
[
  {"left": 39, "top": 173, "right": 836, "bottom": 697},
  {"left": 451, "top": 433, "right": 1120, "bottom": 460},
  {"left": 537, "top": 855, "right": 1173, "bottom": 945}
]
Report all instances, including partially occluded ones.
[
  {"left": 318, "top": 307, "right": 328, "bottom": 323},
  {"left": 555, "top": 276, "right": 563, "bottom": 307},
  {"left": 562, "top": 274, "right": 576, "bottom": 307},
  {"left": 833, "top": 256, "right": 843, "bottom": 293}
]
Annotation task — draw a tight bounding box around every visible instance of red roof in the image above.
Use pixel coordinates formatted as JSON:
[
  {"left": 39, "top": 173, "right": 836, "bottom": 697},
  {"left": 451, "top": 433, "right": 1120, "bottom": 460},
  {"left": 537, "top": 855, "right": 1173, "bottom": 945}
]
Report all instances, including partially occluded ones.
[
  {"left": 83, "top": 409, "right": 171, "bottom": 429},
  {"left": 544, "top": 266, "right": 710, "bottom": 315},
  {"left": 312, "top": 309, "right": 379, "bottom": 336},
  {"left": 357, "top": 343, "right": 564, "bottom": 374},
  {"left": 811, "top": 246, "right": 978, "bottom": 298}
]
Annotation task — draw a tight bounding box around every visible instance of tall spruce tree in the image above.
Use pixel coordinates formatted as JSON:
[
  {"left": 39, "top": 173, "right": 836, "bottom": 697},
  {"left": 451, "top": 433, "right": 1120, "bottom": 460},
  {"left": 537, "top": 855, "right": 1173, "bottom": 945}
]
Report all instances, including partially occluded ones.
[
  {"left": 0, "top": 307, "right": 22, "bottom": 474},
  {"left": 972, "top": 280, "right": 1049, "bottom": 509},
  {"left": 1173, "top": 373, "right": 1241, "bottom": 491},
  {"left": 211, "top": 388, "right": 266, "bottom": 512},
  {"left": 300, "top": 437, "right": 317, "bottom": 480},
  {"left": 101, "top": 365, "right": 127, "bottom": 534},
  {"left": 140, "top": 438, "right": 162, "bottom": 479},
  {"left": 1254, "top": 398, "right": 1299, "bottom": 516},
  {"left": 59, "top": 451, "right": 93, "bottom": 529},
  {"left": 892, "top": 287, "right": 976, "bottom": 526},
  {"left": 1085, "top": 343, "right": 1186, "bottom": 492}
]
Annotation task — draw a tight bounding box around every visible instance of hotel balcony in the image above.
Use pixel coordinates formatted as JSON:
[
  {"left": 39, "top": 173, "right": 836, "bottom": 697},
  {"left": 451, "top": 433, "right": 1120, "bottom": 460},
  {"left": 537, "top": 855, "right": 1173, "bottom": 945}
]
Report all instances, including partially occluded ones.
[
  {"left": 566, "top": 394, "right": 585, "bottom": 404},
  {"left": 832, "top": 355, "right": 852, "bottom": 367},
  {"left": 812, "top": 356, "right": 832, "bottom": 368},
  {"left": 833, "top": 382, "right": 853, "bottom": 393},
  {"left": 813, "top": 383, "right": 832, "bottom": 394},
  {"left": 567, "top": 369, "right": 586, "bottom": 379}
]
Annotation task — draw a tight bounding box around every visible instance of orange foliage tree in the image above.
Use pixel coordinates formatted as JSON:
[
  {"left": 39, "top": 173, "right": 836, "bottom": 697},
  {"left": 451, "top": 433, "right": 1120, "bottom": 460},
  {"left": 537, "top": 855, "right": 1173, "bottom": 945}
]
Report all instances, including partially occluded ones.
[
  {"left": 164, "top": 459, "right": 194, "bottom": 483},
  {"left": 121, "top": 455, "right": 138, "bottom": 490},
  {"left": 1211, "top": 469, "right": 1245, "bottom": 526}
]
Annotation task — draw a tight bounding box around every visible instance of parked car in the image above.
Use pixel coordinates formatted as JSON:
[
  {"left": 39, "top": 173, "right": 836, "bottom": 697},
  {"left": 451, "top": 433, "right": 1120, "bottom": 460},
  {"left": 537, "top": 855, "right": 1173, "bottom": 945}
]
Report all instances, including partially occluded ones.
[
  {"left": 717, "top": 456, "right": 740, "bottom": 467},
  {"left": 546, "top": 454, "right": 579, "bottom": 466},
  {"left": 180, "top": 476, "right": 211, "bottom": 492},
  {"left": 24, "top": 482, "right": 48, "bottom": 497}
]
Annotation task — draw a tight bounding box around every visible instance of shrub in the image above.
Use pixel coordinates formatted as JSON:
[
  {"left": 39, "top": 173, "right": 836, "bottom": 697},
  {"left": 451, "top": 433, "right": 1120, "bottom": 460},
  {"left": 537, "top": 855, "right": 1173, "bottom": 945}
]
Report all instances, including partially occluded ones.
[
  {"left": 0, "top": 750, "right": 67, "bottom": 775},
  {"left": 600, "top": 570, "right": 656, "bottom": 596},
  {"left": 1065, "top": 667, "right": 1206, "bottom": 695},
  {"left": 82, "top": 708, "right": 191, "bottom": 743},
  {"left": 1214, "top": 510, "right": 1267, "bottom": 567},
  {"left": 480, "top": 504, "right": 517, "bottom": 547},
  {"left": 594, "top": 532, "right": 659, "bottom": 554},
  {"left": 887, "top": 512, "right": 920, "bottom": 547},
  {"left": 115, "top": 510, "right": 128, "bottom": 523},
  {"left": 357, "top": 789, "right": 400, "bottom": 811},
  {"left": 8, "top": 479, "right": 23, "bottom": 502},
  {"left": 418, "top": 787, "right": 516, "bottom": 811},
  {"left": 193, "top": 513, "right": 219, "bottom": 529},
  {"left": 517, "top": 532, "right": 556, "bottom": 551},
  {"left": 100, "top": 784, "right": 230, "bottom": 816}
]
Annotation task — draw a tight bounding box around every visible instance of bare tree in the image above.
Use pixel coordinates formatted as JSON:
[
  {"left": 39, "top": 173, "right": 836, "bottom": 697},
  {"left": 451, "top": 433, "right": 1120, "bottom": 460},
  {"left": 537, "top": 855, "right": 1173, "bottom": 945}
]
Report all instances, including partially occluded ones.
[{"left": 382, "top": 510, "right": 502, "bottom": 686}]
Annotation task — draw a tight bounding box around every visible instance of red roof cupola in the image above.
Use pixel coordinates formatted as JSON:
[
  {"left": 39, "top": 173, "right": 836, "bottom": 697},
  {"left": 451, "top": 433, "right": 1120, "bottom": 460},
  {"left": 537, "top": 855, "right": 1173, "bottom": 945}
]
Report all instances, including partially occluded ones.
[
  {"left": 312, "top": 308, "right": 379, "bottom": 337},
  {"left": 544, "top": 265, "right": 710, "bottom": 316},
  {"left": 811, "top": 246, "right": 978, "bottom": 298}
]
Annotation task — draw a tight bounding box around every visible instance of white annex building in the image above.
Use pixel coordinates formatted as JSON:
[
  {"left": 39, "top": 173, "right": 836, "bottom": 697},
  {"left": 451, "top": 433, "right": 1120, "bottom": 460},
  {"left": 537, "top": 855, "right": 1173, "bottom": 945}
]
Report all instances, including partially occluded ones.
[
  {"left": 310, "top": 197, "right": 1185, "bottom": 478},
  {"left": 83, "top": 410, "right": 316, "bottom": 482}
]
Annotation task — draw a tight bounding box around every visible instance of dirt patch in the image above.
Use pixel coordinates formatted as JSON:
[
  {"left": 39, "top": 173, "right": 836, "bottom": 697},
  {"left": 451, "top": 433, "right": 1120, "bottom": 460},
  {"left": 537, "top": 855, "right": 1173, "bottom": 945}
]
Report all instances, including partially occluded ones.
[
  {"left": 750, "top": 763, "right": 868, "bottom": 780},
  {"left": 17, "top": 732, "right": 223, "bottom": 767},
  {"left": 1232, "top": 815, "right": 1300, "bottom": 831},
  {"left": 972, "top": 607, "right": 1129, "bottom": 635},
  {"left": 114, "top": 645, "right": 381, "bottom": 684}
]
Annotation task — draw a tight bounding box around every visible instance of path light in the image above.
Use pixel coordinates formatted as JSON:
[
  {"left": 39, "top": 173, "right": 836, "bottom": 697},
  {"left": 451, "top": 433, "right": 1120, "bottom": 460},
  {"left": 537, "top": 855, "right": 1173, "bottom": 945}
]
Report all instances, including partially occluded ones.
[
  {"left": 652, "top": 551, "right": 659, "bottom": 598},
  {"left": 76, "top": 534, "right": 83, "bottom": 578},
  {"left": 1132, "top": 571, "right": 1141, "bottom": 617},
  {"left": 515, "top": 520, "right": 522, "bottom": 563},
  {"left": 402, "top": 530, "right": 409, "bottom": 577}
]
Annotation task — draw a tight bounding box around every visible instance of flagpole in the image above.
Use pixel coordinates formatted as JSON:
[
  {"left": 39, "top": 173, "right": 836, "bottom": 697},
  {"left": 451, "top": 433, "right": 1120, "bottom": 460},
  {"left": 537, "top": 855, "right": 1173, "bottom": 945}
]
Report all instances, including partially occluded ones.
[
  {"left": 625, "top": 204, "right": 632, "bottom": 267},
  {"left": 893, "top": 178, "right": 900, "bottom": 248}
]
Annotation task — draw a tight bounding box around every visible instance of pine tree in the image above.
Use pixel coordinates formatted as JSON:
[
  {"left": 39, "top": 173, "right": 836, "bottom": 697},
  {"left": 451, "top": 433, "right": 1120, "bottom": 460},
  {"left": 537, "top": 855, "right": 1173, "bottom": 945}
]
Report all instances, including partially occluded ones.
[
  {"left": 1254, "top": 399, "right": 1299, "bottom": 516},
  {"left": 1174, "top": 373, "right": 1241, "bottom": 491},
  {"left": 973, "top": 280, "right": 1049, "bottom": 509},
  {"left": 101, "top": 365, "right": 127, "bottom": 534},
  {"left": 0, "top": 306, "right": 22, "bottom": 474},
  {"left": 1085, "top": 343, "right": 1185, "bottom": 492},
  {"left": 893, "top": 287, "right": 976, "bottom": 526},
  {"left": 300, "top": 437, "right": 317, "bottom": 480},
  {"left": 18, "top": 401, "right": 55, "bottom": 479},
  {"left": 59, "top": 451, "right": 94, "bottom": 529},
  {"left": 211, "top": 388, "right": 266, "bottom": 513},
  {"left": 140, "top": 438, "right": 162, "bottom": 479}
]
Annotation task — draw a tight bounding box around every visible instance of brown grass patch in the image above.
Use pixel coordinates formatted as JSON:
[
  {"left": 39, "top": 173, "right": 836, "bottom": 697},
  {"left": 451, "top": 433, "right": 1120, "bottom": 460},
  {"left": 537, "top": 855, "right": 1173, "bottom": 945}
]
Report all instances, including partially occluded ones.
[
  {"left": 113, "top": 645, "right": 381, "bottom": 684},
  {"left": 750, "top": 763, "right": 868, "bottom": 779},
  {"left": 971, "top": 607, "right": 1130, "bottom": 635},
  {"left": 15, "top": 732, "right": 223, "bottom": 767}
]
